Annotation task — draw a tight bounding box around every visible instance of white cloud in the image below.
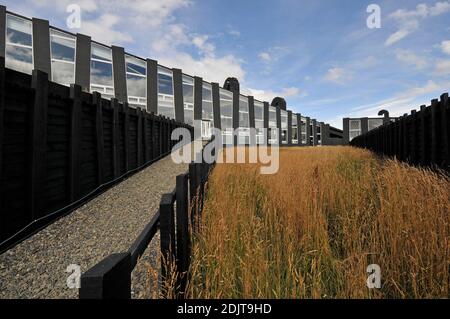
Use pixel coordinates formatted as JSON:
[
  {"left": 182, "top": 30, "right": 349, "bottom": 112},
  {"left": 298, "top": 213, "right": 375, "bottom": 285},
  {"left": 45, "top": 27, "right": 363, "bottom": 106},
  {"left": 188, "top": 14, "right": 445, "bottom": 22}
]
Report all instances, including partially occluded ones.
[
  {"left": 441, "top": 40, "right": 450, "bottom": 55},
  {"left": 351, "top": 80, "right": 450, "bottom": 117},
  {"left": 79, "top": 14, "right": 133, "bottom": 45},
  {"left": 386, "top": 2, "right": 450, "bottom": 46},
  {"left": 435, "top": 60, "right": 450, "bottom": 75},
  {"left": 258, "top": 52, "right": 272, "bottom": 63},
  {"left": 192, "top": 35, "right": 216, "bottom": 57},
  {"left": 429, "top": 1, "right": 450, "bottom": 15},
  {"left": 395, "top": 49, "right": 428, "bottom": 69},
  {"left": 244, "top": 87, "right": 301, "bottom": 103},
  {"left": 324, "top": 67, "right": 352, "bottom": 84}
]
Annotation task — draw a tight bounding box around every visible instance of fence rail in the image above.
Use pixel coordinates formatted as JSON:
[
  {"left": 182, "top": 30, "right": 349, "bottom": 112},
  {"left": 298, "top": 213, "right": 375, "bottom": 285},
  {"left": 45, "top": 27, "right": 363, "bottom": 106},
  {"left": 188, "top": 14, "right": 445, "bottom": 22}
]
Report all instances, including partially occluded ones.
[
  {"left": 0, "top": 57, "right": 193, "bottom": 252},
  {"left": 350, "top": 93, "right": 449, "bottom": 172},
  {"left": 79, "top": 142, "right": 215, "bottom": 299}
]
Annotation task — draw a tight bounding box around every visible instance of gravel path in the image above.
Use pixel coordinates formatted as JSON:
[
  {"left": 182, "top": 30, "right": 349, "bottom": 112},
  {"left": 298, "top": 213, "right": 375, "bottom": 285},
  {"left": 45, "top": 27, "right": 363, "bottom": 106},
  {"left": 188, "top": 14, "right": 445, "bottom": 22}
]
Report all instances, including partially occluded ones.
[{"left": 0, "top": 154, "right": 190, "bottom": 299}]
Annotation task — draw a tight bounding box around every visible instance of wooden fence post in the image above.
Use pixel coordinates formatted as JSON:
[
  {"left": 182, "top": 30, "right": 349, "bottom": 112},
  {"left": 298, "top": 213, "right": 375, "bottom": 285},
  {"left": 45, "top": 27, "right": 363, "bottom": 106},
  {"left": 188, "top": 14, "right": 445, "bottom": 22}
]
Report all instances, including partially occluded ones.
[
  {"left": 30, "top": 70, "right": 49, "bottom": 219},
  {"left": 137, "top": 108, "right": 143, "bottom": 167},
  {"left": 143, "top": 112, "right": 149, "bottom": 163},
  {"left": 440, "top": 94, "right": 449, "bottom": 167},
  {"left": 123, "top": 103, "right": 130, "bottom": 172},
  {"left": 112, "top": 99, "right": 120, "bottom": 179},
  {"left": 69, "top": 84, "right": 82, "bottom": 203},
  {"left": 160, "top": 192, "right": 176, "bottom": 296},
  {"left": 430, "top": 99, "right": 439, "bottom": 165},
  {"left": 189, "top": 162, "right": 197, "bottom": 231},
  {"left": 410, "top": 110, "right": 417, "bottom": 164},
  {"left": 420, "top": 105, "right": 427, "bottom": 165},
  {"left": 176, "top": 173, "right": 190, "bottom": 297},
  {"left": 79, "top": 252, "right": 131, "bottom": 299},
  {"left": 93, "top": 92, "right": 104, "bottom": 185},
  {"left": 0, "top": 57, "right": 5, "bottom": 228}
]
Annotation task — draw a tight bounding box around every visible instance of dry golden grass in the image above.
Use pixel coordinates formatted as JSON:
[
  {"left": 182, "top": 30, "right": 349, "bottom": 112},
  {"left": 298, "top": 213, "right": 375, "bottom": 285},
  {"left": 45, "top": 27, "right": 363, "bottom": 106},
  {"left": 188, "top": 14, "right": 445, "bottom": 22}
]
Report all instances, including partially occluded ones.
[{"left": 186, "top": 146, "right": 449, "bottom": 299}]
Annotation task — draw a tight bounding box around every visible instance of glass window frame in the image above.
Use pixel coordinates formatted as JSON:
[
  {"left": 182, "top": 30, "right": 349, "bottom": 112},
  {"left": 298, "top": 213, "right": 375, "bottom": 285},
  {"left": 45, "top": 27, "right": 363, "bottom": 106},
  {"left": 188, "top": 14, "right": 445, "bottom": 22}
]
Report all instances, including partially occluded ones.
[
  {"left": 50, "top": 29, "right": 76, "bottom": 86},
  {"left": 5, "top": 14, "right": 34, "bottom": 74},
  {"left": 125, "top": 54, "right": 147, "bottom": 108},
  {"left": 90, "top": 43, "right": 114, "bottom": 99}
]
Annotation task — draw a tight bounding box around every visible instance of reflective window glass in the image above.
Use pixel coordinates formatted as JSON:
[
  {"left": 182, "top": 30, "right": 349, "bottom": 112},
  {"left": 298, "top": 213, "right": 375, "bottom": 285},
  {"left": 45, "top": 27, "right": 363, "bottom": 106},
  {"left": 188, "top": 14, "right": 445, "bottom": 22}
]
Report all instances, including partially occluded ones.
[{"left": 5, "top": 14, "right": 33, "bottom": 74}]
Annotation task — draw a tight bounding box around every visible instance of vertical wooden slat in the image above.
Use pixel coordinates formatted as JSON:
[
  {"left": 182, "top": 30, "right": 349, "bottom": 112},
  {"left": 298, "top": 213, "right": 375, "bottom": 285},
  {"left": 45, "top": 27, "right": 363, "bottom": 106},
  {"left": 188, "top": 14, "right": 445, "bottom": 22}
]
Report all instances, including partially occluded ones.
[
  {"left": 69, "top": 84, "right": 82, "bottom": 203},
  {"left": 93, "top": 92, "right": 104, "bottom": 185},
  {"left": 430, "top": 99, "right": 439, "bottom": 164},
  {"left": 420, "top": 105, "right": 427, "bottom": 165},
  {"left": 142, "top": 112, "right": 149, "bottom": 163},
  {"left": 0, "top": 57, "right": 5, "bottom": 224},
  {"left": 137, "top": 108, "right": 143, "bottom": 167},
  {"left": 176, "top": 173, "right": 190, "bottom": 297},
  {"left": 440, "top": 94, "right": 449, "bottom": 167},
  {"left": 160, "top": 193, "right": 175, "bottom": 293},
  {"left": 123, "top": 103, "right": 130, "bottom": 172},
  {"left": 112, "top": 99, "right": 120, "bottom": 179}
]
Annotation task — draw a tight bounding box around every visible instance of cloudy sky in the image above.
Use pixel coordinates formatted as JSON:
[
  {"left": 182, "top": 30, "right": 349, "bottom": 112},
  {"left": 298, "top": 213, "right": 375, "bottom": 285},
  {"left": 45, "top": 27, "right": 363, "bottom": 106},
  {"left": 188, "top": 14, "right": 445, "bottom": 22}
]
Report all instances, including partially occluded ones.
[{"left": 5, "top": 0, "right": 450, "bottom": 128}]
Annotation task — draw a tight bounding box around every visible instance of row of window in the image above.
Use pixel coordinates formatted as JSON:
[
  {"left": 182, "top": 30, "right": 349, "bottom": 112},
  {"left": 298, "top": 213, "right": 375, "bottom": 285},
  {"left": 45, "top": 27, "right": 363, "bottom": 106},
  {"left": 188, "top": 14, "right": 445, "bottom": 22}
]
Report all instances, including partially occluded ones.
[
  {"left": 4, "top": 12, "right": 322, "bottom": 144},
  {"left": 349, "top": 119, "right": 383, "bottom": 141}
]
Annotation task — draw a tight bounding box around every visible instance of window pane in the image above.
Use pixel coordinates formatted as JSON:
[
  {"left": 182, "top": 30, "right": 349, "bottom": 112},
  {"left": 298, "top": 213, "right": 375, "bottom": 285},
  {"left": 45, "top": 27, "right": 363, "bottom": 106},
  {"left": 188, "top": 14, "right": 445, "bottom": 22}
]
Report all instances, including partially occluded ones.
[
  {"left": 350, "top": 131, "right": 361, "bottom": 140},
  {"left": 281, "top": 111, "right": 288, "bottom": 129},
  {"left": 368, "top": 119, "right": 383, "bottom": 130},
  {"left": 91, "top": 43, "right": 112, "bottom": 62},
  {"left": 126, "top": 73, "right": 146, "bottom": 98},
  {"left": 202, "top": 83, "right": 213, "bottom": 122},
  {"left": 269, "top": 107, "right": 277, "bottom": 127},
  {"left": 158, "top": 69, "right": 173, "bottom": 95},
  {"left": 126, "top": 55, "right": 146, "bottom": 76},
  {"left": 91, "top": 60, "right": 113, "bottom": 86},
  {"left": 50, "top": 30, "right": 75, "bottom": 62},
  {"left": 51, "top": 60, "right": 75, "bottom": 85},
  {"left": 6, "top": 15, "right": 32, "bottom": 46},
  {"left": 254, "top": 101, "right": 263, "bottom": 121},
  {"left": 5, "top": 45, "right": 33, "bottom": 74},
  {"left": 350, "top": 120, "right": 361, "bottom": 130}
]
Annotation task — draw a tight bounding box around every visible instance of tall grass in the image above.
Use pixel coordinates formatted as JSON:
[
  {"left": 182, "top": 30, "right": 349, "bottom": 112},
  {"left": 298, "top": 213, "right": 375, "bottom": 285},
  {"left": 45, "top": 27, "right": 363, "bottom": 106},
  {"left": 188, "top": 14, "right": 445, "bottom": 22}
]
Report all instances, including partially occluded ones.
[{"left": 186, "top": 146, "right": 449, "bottom": 299}]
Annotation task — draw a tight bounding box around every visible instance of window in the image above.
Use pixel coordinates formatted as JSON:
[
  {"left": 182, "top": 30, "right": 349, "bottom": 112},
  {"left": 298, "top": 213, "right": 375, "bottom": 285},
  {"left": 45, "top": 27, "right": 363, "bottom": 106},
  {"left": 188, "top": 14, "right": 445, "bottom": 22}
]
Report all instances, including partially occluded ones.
[
  {"left": 349, "top": 119, "right": 361, "bottom": 141},
  {"left": 126, "top": 55, "right": 146, "bottom": 108},
  {"left": 5, "top": 14, "right": 33, "bottom": 74},
  {"left": 268, "top": 106, "right": 278, "bottom": 144},
  {"left": 254, "top": 101, "right": 264, "bottom": 144},
  {"left": 220, "top": 88, "right": 233, "bottom": 144},
  {"left": 368, "top": 119, "right": 383, "bottom": 131},
  {"left": 301, "top": 117, "right": 307, "bottom": 144},
  {"left": 157, "top": 66, "right": 175, "bottom": 119},
  {"left": 201, "top": 83, "right": 214, "bottom": 139},
  {"left": 292, "top": 115, "right": 298, "bottom": 143},
  {"left": 238, "top": 96, "right": 249, "bottom": 144},
  {"left": 90, "top": 43, "right": 114, "bottom": 99},
  {"left": 317, "top": 123, "right": 322, "bottom": 145},
  {"left": 281, "top": 110, "right": 288, "bottom": 144},
  {"left": 182, "top": 75, "right": 194, "bottom": 126},
  {"left": 50, "top": 29, "right": 76, "bottom": 86}
]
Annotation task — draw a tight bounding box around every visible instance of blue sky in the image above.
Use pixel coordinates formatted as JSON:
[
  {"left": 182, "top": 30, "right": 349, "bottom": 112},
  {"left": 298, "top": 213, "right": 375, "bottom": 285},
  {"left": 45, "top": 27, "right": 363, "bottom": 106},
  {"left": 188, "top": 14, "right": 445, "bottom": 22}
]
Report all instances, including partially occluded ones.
[{"left": 4, "top": 0, "right": 450, "bottom": 128}]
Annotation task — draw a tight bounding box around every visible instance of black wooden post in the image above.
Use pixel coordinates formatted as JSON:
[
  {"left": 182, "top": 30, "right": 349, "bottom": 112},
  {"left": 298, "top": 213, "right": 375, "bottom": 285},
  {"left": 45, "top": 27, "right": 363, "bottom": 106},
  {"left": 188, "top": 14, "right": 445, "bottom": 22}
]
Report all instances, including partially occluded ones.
[
  {"left": 112, "top": 99, "right": 120, "bottom": 179},
  {"left": 69, "top": 84, "right": 82, "bottom": 203},
  {"left": 30, "top": 70, "right": 49, "bottom": 219},
  {"left": 123, "top": 103, "right": 130, "bottom": 172},
  {"left": 79, "top": 252, "right": 131, "bottom": 299},
  {"left": 440, "top": 94, "right": 449, "bottom": 167},
  {"left": 143, "top": 113, "right": 149, "bottom": 163},
  {"left": 160, "top": 193, "right": 176, "bottom": 294},
  {"left": 420, "top": 105, "right": 427, "bottom": 165},
  {"left": 93, "top": 92, "right": 104, "bottom": 185},
  {"left": 430, "top": 99, "right": 439, "bottom": 164},
  {"left": 176, "top": 173, "right": 190, "bottom": 297},
  {"left": 137, "top": 108, "right": 143, "bottom": 167},
  {"left": 0, "top": 57, "right": 5, "bottom": 229}
]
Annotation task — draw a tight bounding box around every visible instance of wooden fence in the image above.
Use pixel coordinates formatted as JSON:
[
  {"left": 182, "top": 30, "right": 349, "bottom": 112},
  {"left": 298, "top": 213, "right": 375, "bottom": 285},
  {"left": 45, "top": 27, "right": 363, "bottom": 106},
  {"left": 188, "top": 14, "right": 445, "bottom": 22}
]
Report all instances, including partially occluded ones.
[
  {"left": 79, "top": 142, "right": 215, "bottom": 299},
  {"left": 351, "top": 93, "right": 450, "bottom": 172},
  {"left": 0, "top": 57, "right": 193, "bottom": 252}
]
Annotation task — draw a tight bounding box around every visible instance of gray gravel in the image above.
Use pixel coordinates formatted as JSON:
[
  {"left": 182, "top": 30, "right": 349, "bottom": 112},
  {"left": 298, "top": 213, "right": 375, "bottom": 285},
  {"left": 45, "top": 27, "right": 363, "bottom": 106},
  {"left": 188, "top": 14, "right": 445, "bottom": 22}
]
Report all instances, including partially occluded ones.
[{"left": 0, "top": 154, "right": 190, "bottom": 299}]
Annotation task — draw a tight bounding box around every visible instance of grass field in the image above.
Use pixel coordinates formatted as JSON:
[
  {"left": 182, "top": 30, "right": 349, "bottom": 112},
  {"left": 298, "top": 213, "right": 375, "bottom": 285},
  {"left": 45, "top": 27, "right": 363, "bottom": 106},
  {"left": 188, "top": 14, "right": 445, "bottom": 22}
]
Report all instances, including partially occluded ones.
[{"left": 186, "top": 146, "right": 449, "bottom": 299}]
